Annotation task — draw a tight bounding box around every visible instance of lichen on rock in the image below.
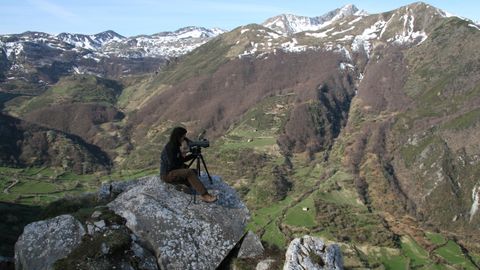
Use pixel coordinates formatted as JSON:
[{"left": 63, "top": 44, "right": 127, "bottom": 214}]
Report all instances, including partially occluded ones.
[
  {"left": 283, "top": 235, "right": 343, "bottom": 270},
  {"left": 108, "top": 175, "right": 250, "bottom": 270},
  {"left": 14, "top": 175, "right": 249, "bottom": 270},
  {"left": 14, "top": 215, "right": 85, "bottom": 270}
]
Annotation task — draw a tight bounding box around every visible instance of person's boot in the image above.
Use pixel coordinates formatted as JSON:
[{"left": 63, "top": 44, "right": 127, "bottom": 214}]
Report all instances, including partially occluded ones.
[{"left": 199, "top": 193, "right": 217, "bottom": 203}]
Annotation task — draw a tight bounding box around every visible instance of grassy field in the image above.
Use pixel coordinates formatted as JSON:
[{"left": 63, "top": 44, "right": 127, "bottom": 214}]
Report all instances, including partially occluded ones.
[
  {"left": 5, "top": 75, "right": 122, "bottom": 116},
  {"left": 247, "top": 196, "right": 293, "bottom": 232},
  {"left": 284, "top": 194, "right": 316, "bottom": 228},
  {"left": 435, "top": 240, "right": 477, "bottom": 269},
  {"left": 0, "top": 166, "right": 159, "bottom": 258},
  {"left": 0, "top": 166, "right": 158, "bottom": 205},
  {"left": 400, "top": 236, "right": 430, "bottom": 267}
]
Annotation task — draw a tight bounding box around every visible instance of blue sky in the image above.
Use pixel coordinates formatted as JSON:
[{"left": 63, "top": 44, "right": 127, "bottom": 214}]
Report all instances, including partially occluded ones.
[{"left": 1, "top": 0, "right": 479, "bottom": 36}]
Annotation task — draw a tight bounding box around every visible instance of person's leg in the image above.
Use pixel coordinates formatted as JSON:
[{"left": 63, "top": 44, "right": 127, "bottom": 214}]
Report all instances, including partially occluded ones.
[
  {"left": 165, "top": 169, "right": 207, "bottom": 195},
  {"left": 165, "top": 169, "right": 216, "bottom": 202}
]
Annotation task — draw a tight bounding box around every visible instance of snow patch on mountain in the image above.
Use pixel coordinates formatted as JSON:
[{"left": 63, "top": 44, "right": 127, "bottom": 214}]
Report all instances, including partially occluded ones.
[
  {"left": 240, "top": 28, "right": 251, "bottom": 35},
  {"left": 103, "top": 36, "right": 209, "bottom": 58},
  {"left": 337, "top": 35, "right": 354, "bottom": 42},
  {"left": 305, "top": 28, "right": 335, "bottom": 38},
  {"left": 470, "top": 184, "right": 479, "bottom": 222},
  {"left": 468, "top": 24, "right": 480, "bottom": 31},
  {"left": 281, "top": 38, "right": 308, "bottom": 53},
  {"left": 339, "top": 62, "right": 355, "bottom": 70},
  {"left": 82, "top": 53, "right": 102, "bottom": 62},
  {"left": 154, "top": 27, "right": 221, "bottom": 39},
  {"left": 388, "top": 13, "right": 428, "bottom": 45},
  {"left": 72, "top": 66, "right": 81, "bottom": 74},
  {"left": 351, "top": 20, "right": 386, "bottom": 55},
  {"left": 99, "top": 27, "right": 225, "bottom": 58},
  {"left": 336, "top": 45, "right": 352, "bottom": 60},
  {"left": 238, "top": 42, "right": 259, "bottom": 58},
  {"left": 267, "top": 31, "right": 283, "bottom": 39},
  {"left": 264, "top": 14, "right": 322, "bottom": 34},
  {"left": 348, "top": 17, "right": 363, "bottom": 25},
  {"left": 331, "top": 26, "right": 355, "bottom": 36},
  {"left": 5, "top": 43, "right": 24, "bottom": 57}
]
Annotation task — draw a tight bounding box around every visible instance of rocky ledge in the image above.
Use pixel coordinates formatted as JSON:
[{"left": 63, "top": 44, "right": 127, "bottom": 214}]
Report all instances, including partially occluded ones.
[
  {"left": 107, "top": 175, "right": 250, "bottom": 269},
  {"left": 14, "top": 175, "right": 250, "bottom": 270}
]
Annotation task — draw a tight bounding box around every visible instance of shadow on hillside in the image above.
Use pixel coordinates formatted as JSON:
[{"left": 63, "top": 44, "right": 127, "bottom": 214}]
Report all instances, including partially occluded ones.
[
  {"left": 0, "top": 202, "right": 42, "bottom": 260},
  {"left": 0, "top": 92, "right": 23, "bottom": 110}
]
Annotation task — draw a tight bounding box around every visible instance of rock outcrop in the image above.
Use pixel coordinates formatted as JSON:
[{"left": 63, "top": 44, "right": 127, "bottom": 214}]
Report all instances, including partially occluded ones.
[
  {"left": 14, "top": 215, "right": 85, "bottom": 270},
  {"left": 98, "top": 178, "right": 141, "bottom": 201},
  {"left": 13, "top": 175, "right": 249, "bottom": 270},
  {"left": 238, "top": 231, "right": 264, "bottom": 258},
  {"left": 53, "top": 212, "right": 158, "bottom": 270},
  {"left": 283, "top": 235, "right": 343, "bottom": 270},
  {"left": 108, "top": 175, "right": 250, "bottom": 269}
]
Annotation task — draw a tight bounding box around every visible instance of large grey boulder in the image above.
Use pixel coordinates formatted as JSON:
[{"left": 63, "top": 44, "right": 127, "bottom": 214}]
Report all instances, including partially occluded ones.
[
  {"left": 108, "top": 175, "right": 249, "bottom": 270},
  {"left": 14, "top": 214, "right": 85, "bottom": 270},
  {"left": 283, "top": 235, "right": 343, "bottom": 270},
  {"left": 238, "top": 231, "right": 264, "bottom": 258}
]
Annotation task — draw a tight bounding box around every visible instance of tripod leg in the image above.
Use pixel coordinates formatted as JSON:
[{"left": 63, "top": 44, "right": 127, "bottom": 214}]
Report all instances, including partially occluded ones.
[
  {"left": 195, "top": 158, "right": 200, "bottom": 177},
  {"left": 199, "top": 154, "right": 213, "bottom": 184},
  {"left": 187, "top": 158, "right": 195, "bottom": 168}
]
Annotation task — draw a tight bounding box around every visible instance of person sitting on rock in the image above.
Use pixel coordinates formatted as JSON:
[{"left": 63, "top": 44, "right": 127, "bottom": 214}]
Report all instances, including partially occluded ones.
[{"left": 160, "top": 126, "right": 217, "bottom": 203}]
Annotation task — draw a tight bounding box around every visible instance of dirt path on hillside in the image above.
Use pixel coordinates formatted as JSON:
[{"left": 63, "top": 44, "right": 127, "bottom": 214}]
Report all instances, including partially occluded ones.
[{"left": 3, "top": 178, "right": 19, "bottom": 194}]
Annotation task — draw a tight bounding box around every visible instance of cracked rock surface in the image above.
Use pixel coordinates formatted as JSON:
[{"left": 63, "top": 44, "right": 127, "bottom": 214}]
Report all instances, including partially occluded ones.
[
  {"left": 14, "top": 215, "right": 85, "bottom": 270},
  {"left": 283, "top": 235, "right": 343, "bottom": 270},
  {"left": 108, "top": 175, "right": 250, "bottom": 270}
]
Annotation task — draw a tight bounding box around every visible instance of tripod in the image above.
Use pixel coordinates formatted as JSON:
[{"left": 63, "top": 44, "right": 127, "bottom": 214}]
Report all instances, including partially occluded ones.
[{"left": 187, "top": 148, "right": 213, "bottom": 185}]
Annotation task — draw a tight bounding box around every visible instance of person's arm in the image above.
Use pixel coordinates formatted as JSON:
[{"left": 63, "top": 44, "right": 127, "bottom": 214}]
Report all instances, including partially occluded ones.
[
  {"left": 180, "top": 137, "right": 195, "bottom": 162},
  {"left": 182, "top": 154, "right": 195, "bottom": 162},
  {"left": 165, "top": 143, "right": 176, "bottom": 162}
]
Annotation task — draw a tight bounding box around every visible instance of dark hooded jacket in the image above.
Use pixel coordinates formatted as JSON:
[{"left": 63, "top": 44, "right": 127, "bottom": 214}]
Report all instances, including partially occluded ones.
[{"left": 160, "top": 140, "right": 194, "bottom": 179}]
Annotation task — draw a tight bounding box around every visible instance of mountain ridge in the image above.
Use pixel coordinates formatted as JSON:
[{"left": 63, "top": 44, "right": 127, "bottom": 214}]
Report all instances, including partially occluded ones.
[
  {"left": 0, "top": 2, "right": 474, "bottom": 91},
  {"left": 262, "top": 4, "right": 366, "bottom": 35}
]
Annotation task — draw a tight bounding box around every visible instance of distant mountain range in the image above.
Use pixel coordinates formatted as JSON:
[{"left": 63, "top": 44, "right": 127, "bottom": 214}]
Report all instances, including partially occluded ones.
[
  {"left": 0, "top": 27, "right": 226, "bottom": 89},
  {"left": 2, "top": 27, "right": 224, "bottom": 58},
  {"left": 1, "top": 4, "right": 476, "bottom": 91}
]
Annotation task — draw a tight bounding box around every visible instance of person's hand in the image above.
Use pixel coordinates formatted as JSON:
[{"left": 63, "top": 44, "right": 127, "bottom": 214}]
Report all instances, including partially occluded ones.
[{"left": 180, "top": 140, "right": 189, "bottom": 157}]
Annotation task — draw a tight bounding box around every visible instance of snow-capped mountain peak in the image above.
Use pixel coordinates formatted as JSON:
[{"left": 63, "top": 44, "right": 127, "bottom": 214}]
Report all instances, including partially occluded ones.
[
  {"left": 53, "top": 27, "right": 226, "bottom": 58},
  {"left": 93, "top": 30, "right": 125, "bottom": 43},
  {"left": 153, "top": 26, "right": 225, "bottom": 39},
  {"left": 333, "top": 4, "right": 361, "bottom": 20},
  {"left": 262, "top": 4, "right": 365, "bottom": 35},
  {"left": 57, "top": 30, "right": 125, "bottom": 51},
  {"left": 99, "top": 27, "right": 226, "bottom": 58}
]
